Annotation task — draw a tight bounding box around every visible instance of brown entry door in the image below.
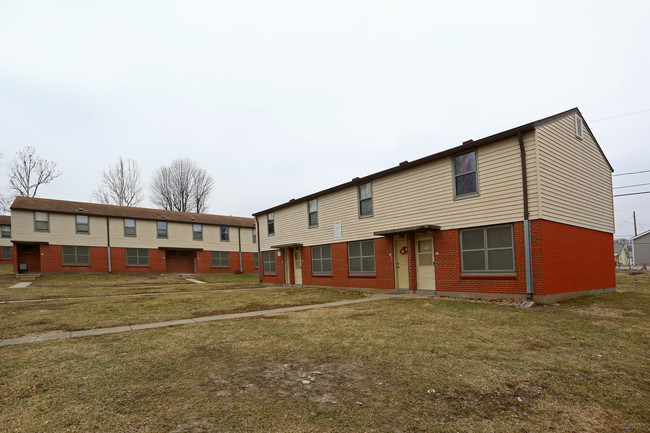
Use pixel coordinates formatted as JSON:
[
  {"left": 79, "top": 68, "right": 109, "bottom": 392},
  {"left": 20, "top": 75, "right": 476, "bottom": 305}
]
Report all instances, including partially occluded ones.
[{"left": 166, "top": 250, "right": 195, "bottom": 273}]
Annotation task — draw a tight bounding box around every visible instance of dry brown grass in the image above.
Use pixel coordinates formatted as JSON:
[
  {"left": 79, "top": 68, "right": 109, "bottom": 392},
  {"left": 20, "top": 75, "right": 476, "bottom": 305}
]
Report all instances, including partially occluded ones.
[{"left": 1, "top": 271, "right": 648, "bottom": 432}]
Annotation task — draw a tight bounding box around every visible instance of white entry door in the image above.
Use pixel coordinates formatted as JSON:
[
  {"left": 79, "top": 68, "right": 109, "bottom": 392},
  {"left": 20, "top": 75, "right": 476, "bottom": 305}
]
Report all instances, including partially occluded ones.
[
  {"left": 416, "top": 236, "right": 435, "bottom": 290},
  {"left": 294, "top": 250, "right": 302, "bottom": 285}
]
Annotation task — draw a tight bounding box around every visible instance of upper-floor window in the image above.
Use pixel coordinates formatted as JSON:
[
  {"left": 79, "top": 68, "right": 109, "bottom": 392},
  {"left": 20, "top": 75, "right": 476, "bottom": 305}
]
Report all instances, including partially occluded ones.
[
  {"left": 453, "top": 151, "right": 478, "bottom": 197},
  {"left": 220, "top": 226, "right": 229, "bottom": 241},
  {"left": 76, "top": 215, "right": 89, "bottom": 234},
  {"left": 348, "top": 240, "right": 375, "bottom": 275},
  {"left": 308, "top": 199, "right": 318, "bottom": 227},
  {"left": 193, "top": 224, "right": 203, "bottom": 240},
  {"left": 312, "top": 245, "right": 332, "bottom": 275},
  {"left": 0, "top": 225, "right": 10, "bottom": 238},
  {"left": 124, "top": 218, "right": 136, "bottom": 237},
  {"left": 157, "top": 221, "right": 168, "bottom": 238},
  {"left": 267, "top": 212, "right": 275, "bottom": 236},
  {"left": 358, "top": 182, "right": 373, "bottom": 217},
  {"left": 460, "top": 224, "right": 515, "bottom": 274},
  {"left": 35, "top": 212, "right": 49, "bottom": 231},
  {"left": 252, "top": 229, "right": 257, "bottom": 244}
]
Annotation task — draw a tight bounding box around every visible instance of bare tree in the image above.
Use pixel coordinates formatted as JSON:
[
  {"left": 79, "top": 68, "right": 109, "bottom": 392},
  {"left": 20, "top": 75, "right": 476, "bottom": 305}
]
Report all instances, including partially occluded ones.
[
  {"left": 8, "top": 146, "right": 62, "bottom": 197},
  {"left": 150, "top": 158, "right": 214, "bottom": 213},
  {"left": 92, "top": 157, "right": 144, "bottom": 206}
]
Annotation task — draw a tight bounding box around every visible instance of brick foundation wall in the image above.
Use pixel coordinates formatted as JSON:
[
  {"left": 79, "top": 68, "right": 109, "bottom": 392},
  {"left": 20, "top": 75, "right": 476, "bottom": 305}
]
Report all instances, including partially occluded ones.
[
  {"left": 531, "top": 220, "right": 615, "bottom": 295},
  {"left": 432, "top": 222, "right": 528, "bottom": 295}
]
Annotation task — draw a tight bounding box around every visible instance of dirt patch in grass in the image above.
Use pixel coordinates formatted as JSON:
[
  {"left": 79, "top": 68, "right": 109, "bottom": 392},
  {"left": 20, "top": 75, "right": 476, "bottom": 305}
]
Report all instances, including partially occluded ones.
[{"left": 573, "top": 306, "right": 644, "bottom": 318}]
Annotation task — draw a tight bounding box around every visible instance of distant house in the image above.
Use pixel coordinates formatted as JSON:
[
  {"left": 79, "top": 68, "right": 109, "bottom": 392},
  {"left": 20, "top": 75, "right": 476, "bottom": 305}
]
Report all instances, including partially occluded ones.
[
  {"left": 614, "top": 240, "right": 631, "bottom": 266},
  {"left": 0, "top": 215, "right": 11, "bottom": 265},
  {"left": 9, "top": 197, "right": 259, "bottom": 274},
  {"left": 632, "top": 230, "right": 650, "bottom": 267},
  {"left": 253, "top": 108, "right": 616, "bottom": 303}
]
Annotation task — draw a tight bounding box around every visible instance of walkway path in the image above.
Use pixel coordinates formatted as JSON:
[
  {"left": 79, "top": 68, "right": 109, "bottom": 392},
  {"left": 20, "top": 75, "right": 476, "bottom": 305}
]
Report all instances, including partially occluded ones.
[{"left": 0, "top": 295, "right": 390, "bottom": 347}]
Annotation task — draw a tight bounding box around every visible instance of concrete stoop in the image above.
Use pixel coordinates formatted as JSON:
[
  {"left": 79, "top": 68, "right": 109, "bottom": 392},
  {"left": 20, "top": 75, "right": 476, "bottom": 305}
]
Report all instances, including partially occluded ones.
[{"left": 15, "top": 273, "right": 41, "bottom": 281}]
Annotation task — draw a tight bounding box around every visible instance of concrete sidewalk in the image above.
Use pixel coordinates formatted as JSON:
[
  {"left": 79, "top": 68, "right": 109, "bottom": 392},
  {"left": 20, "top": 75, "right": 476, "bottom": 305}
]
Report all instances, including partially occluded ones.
[{"left": 0, "top": 295, "right": 389, "bottom": 347}]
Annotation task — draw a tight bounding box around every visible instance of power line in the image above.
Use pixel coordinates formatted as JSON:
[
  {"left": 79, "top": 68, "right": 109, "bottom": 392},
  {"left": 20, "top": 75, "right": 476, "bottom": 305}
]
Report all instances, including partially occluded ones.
[
  {"left": 614, "top": 191, "right": 650, "bottom": 197},
  {"left": 613, "top": 169, "right": 650, "bottom": 177},
  {"left": 614, "top": 182, "right": 650, "bottom": 189},
  {"left": 591, "top": 108, "right": 650, "bottom": 122}
]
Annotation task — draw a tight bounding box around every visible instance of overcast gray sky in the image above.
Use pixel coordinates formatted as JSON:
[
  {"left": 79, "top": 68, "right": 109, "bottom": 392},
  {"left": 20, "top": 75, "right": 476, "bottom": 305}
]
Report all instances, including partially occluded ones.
[{"left": 1, "top": 1, "right": 648, "bottom": 237}]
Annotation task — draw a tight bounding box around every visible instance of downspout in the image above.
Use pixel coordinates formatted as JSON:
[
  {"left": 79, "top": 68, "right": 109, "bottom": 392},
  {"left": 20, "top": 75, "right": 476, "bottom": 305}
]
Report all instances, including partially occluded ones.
[
  {"left": 255, "top": 216, "right": 262, "bottom": 283},
  {"left": 106, "top": 217, "right": 112, "bottom": 274},
  {"left": 238, "top": 227, "right": 242, "bottom": 273},
  {"left": 518, "top": 132, "right": 533, "bottom": 299}
]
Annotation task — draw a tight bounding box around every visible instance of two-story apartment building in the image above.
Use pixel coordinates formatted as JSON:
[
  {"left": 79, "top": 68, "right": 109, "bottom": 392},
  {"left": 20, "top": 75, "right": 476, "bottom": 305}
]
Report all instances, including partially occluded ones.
[
  {"left": 9, "top": 197, "right": 259, "bottom": 274},
  {"left": 253, "top": 108, "right": 616, "bottom": 303},
  {"left": 0, "top": 215, "right": 11, "bottom": 265}
]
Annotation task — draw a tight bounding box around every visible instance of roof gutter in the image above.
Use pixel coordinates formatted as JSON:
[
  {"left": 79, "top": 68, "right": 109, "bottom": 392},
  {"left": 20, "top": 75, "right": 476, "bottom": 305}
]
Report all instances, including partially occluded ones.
[{"left": 518, "top": 131, "right": 534, "bottom": 300}]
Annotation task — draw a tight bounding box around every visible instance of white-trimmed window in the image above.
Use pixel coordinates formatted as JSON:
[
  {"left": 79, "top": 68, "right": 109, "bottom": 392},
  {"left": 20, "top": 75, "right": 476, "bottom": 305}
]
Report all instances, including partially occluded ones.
[
  {"left": 76, "top": 215, "right": 89, "bottom": 234},
  {"left": 252, "top": 229, "right": 257, "bottom": 244},
  {"left": 124, "top": 218, "right": 136, "bottom": 237},
  {"left": 0, "top": 225, "right": 10, "bottom": 238},
  {"left": 253, "top": 252, "right": 259, "bottom": 268},
  {"left": 460, "top": 224, "right": 515, "bottom": 274},
  {"left": 308, "top": 199, "right": 318, "bottom": 227},
  {"left": 358, "top": 182, "right": 373, "bottom": 217},
  {"left": 311, "top": 245, "right": 332, "bottom": 275},
  {"left": 220, "top": 226, "right": 229, "bottom": 241},
  {"left": 126, "top": 248, "right": 149, "bottom": 266},
  {"left": 267, "top": 212, "right": 275, "bottom": 236},
  {"left": 193, "top": 224, "right": 203, "bottom": 240},
  {"left": 263, "top": 251, "right": 276, "bottom": 274},
  {"left": 157, "top": 221, "right": 168, "bottom": 238},
  {"left": 454, "top": 151, "right": 478, "bottom": 197},
  {"left": 211, "top": 251, "right": 230, "bottom": 267},
  {"left": 1, "top": 246, "right": 11, "bottom": 260},
  {"left": 62, "top": 246, "right": 90, "bottom": 265},
  {"left": 35, "top": 212, "right": 49, "bottom": 231},
  {"left": 348, "top": 240, "right": 375, "bottom": 274}
]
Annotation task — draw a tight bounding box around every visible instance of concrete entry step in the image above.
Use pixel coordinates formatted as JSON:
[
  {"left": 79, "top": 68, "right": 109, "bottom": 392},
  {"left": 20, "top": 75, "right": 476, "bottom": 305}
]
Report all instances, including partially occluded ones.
[{"left": 15, "top": 273, "right": 41, "bottom": 281}]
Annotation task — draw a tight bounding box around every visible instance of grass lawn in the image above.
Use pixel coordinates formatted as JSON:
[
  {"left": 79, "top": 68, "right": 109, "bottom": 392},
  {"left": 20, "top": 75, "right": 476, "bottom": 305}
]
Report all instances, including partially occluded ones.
[
  {"left": 1, "top": 271, "right": 648, "bottom": 432},
  {"left": 0, "top": 272, "right": 261, "bottom": 301}
]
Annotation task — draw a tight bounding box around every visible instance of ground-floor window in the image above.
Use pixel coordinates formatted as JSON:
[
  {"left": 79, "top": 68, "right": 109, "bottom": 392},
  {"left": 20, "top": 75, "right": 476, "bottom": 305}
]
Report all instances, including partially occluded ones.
[
  {"left": 311, "top": 245, "right": 332, "bottom": 275},
  {"left": 211, "top": 251, "right": 230, "bottom": 267},
  {"left": 348, "top": 240, "right": 375, "bottom": 275},
  {"left": 62, "top": 246, "right": 90, "bottom": 265},
  {"left": 263, "top": 251, "right": 276, "bottom": 274},
  {"left": 253, "top": 252, "right": 259, "bottom": 268},
  {"left": 1, "top": 246, "right": 11, "bottom": 260},
  {"left": 460, "top": 224, "right": 515, "bottom": 273},
  {"left": 126, "top": 248, "right": 150, "bottom": 266}
]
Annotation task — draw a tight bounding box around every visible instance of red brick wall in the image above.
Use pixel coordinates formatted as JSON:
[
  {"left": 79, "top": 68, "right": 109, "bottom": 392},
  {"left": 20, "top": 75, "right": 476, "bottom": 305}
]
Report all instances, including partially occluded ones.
[
  {"left": 277, "top": 238, "right": 395, "bottom": 290},
  {"left": 432, "top": 222, "right": 528, "bottom": 296},
  {"left": 195, "top": 251, "right": 258, "bottom": 274},
  {"left": 40, "top": 245, "right": 110, "bottom": 273},
  {"left": 531, "top": 220, "right": 615, "bottom": 295},
  {"left": 110, "top": 248, "right": 166, "bottom": 274}
]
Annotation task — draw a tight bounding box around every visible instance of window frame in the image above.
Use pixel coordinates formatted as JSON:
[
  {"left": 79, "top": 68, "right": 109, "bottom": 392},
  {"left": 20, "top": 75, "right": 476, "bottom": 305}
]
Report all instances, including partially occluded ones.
[
  {"left": 311, "top": 244, "right": 332, "bottom": 275},
  {"left": 0, "top": 225, "right": 10, "bottom": 238},
  {"left": 460, "top": 224, "right": 515, "bottom": 274},
  {"left": 253, "top": 252, "right": 259, "bottom": 268},
  {"left": 126, "top": 248, "right": 150, "bottom": 266},
  {"left": 62, "top": 245, "right": 90, "bottom": 266},
  {"left": 220, "top": 226, "right": 230, "bottom": 242},
  {"left": 263, "top": 250, "right": 276, "bottom": 275},
  {"left": 1, "top": 246, "right": 11, "bottom": 260},
  {"left": 75, "top": 214, "right": 89, "bottom": 235},
  {"left": 157, "top": 221, "right": 168, "bottom": 238},
  {"left": 210, "top": 251, "right": 230, "bottom": 268},
  {"left": 193, "top": 224, "right": 203, "bottom": 241},
  {"left": 252, "top": 229, "right": 257, "bottom": 244},
  {"left": 124, "top": 218, "right": 136, "bottom": 237},
  {"left": 358, "top": 182, "right": 373, "bottom": 218},
  {"left": 34, "top": 212, "right": 49, "bottom": 232},
  {"left": 308, "top": 199, "right": 318, "bottom": 227},
  {"left": 453, "top": 150, "right": 479, "bottom": 199},
  {"left": 348, "top": 240, "right": 376, "bottom": 275},
  {"left": 267, "top": 212, "right": 275, "bottom": 236}
]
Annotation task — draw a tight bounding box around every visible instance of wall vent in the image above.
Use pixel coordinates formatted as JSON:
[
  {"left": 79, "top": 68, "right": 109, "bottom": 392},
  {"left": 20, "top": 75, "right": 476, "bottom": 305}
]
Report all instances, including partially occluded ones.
[{"left": 574, "top": 113, "right": 584, "bottom": 139}]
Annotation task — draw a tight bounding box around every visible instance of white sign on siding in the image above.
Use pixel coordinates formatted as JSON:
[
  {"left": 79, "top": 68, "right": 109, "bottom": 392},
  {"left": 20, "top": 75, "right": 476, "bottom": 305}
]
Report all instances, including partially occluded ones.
[{"left": 334, "top": 220, "right": 342, "bottom": 240}]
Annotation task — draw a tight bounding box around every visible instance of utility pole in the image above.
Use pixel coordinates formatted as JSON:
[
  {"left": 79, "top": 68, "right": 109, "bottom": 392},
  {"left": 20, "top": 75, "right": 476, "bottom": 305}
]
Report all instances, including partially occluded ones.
[{"left": 633, "top": 211, "right": 638, "bottom": 236}]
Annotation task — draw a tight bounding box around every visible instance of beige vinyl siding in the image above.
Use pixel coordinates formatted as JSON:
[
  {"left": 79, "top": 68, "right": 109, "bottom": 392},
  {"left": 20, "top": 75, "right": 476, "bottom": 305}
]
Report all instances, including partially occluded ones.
[
  {"left": 10, "top": 210, "right": 108, "bottom": 247},
  {"left": 633, "top": 233, "right": 650, "bottom": 266},
  {"left": 259, "top": 135, "right": 533, "bottom": 250},
  {"left": 536, "top": 116, "right": 614, "bottom": 233}
]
